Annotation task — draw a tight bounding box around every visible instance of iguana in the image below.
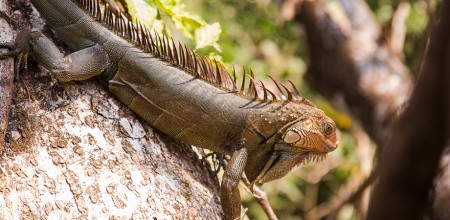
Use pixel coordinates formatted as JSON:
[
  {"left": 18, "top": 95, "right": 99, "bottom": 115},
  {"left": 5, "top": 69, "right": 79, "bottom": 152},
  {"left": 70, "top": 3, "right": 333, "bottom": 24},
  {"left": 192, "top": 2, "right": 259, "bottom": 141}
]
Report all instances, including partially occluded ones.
[{"left": 0, "top": 0, "right": 339, "bottom": 219}]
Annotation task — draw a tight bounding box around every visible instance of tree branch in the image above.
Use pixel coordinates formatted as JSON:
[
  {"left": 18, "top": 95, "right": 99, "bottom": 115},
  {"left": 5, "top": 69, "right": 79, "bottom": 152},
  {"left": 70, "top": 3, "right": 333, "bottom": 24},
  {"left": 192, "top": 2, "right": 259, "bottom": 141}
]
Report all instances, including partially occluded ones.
[{"left": 241, "top": 173, "right": 277, "bottom": 220}]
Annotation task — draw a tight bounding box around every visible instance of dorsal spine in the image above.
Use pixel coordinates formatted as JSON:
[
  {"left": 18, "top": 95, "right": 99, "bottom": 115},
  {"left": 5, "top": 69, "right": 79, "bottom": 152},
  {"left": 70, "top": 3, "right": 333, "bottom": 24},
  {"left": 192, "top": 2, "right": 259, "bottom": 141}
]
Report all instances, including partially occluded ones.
[{"left": 73, "top": 0, "right": 312, "bottom": 104}]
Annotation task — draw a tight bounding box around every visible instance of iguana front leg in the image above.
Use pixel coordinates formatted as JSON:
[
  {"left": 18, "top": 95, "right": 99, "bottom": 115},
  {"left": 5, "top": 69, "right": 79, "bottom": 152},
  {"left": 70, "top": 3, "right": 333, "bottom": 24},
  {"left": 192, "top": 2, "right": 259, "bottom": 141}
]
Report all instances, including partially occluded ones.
[
  {"left": 221, "top": 147, "right": 248, "bottom": 220},
  {"left": 0, "top": 11, "right": 31, "bottom": 74},
  {"left": 27, "top": 31, "right": 110, "bottom": 81},
  {"left": 0, "top": 12, "right": 109, "bottom": 82}
]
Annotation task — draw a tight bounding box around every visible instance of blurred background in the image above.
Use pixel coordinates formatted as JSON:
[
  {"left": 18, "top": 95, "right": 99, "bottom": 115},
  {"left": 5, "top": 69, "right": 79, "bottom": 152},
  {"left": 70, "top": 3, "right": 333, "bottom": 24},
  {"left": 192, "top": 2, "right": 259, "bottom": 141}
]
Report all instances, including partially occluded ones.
[{"left": 121, "top": 0, "right": 438, "bottom": 219}]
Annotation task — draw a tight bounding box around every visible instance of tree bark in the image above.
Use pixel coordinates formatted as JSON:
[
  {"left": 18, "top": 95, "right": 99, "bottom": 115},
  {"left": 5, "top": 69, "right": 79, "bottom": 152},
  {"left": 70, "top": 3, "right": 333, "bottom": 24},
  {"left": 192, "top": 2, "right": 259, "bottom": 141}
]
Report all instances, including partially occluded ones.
[
  {"left": 0, "top": 0, "right": 223, "bottom": 218},
  {"left": 0, "top": 0, "right": 15, "bottom": 153}
]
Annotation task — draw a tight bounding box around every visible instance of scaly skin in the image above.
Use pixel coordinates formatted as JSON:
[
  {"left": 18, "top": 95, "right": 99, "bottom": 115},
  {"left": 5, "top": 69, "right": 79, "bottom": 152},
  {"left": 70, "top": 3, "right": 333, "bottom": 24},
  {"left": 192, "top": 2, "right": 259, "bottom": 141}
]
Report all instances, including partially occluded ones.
[{"left": 0, "top": 0, "right": 339, "bottom": 219}]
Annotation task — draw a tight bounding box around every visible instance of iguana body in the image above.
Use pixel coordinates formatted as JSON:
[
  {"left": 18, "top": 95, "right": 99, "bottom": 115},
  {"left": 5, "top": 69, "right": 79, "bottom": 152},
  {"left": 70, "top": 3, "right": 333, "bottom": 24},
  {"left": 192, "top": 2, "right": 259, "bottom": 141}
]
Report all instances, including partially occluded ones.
[{"left": 0, "top": 0, "right": 339, "bottom": 219}]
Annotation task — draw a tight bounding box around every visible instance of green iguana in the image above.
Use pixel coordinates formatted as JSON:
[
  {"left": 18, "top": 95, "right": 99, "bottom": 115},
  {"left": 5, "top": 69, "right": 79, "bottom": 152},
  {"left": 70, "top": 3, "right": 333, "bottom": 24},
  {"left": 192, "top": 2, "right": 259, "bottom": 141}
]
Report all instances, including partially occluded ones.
[{"left": 0, "top": 0, "right": 339, "bottom": 219}]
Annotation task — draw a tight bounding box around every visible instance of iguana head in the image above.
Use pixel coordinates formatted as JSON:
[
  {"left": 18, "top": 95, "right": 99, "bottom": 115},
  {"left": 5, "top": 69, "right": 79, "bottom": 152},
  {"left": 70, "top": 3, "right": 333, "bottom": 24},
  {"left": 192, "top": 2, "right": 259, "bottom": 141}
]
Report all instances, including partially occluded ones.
[
  {"left": 247, "top": 100, "right": 338, "bottom": 185},
  {"left": 275, "top": 110, "right": 338, "bottom": 154}
]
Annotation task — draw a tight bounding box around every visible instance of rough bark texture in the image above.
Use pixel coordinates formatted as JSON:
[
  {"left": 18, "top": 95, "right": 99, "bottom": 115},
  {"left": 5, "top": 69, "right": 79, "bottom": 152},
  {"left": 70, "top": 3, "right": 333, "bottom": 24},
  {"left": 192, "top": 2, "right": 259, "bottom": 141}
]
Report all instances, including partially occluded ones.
[
  {"left": 0, "top": 0, "right": 223, "bottom": 218},
  {"left": 297, "top": 0, "right": 412, "bottom": 147},
  {"left": 367, "top": 1, "right": 450, "bottom": 218},
  {"left": 0, "top": 0, "right": 15, "bottom": 153}
]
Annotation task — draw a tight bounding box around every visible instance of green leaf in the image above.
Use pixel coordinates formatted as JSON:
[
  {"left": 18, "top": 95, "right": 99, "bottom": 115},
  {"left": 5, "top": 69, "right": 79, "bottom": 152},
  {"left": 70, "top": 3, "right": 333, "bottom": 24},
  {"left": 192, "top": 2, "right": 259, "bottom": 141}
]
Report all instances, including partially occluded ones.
[
  {"left": 124, "top": 0, "right": 222, "bottom": 52},
  {"left": 123, "top": 0, "right": 159, "bottom": 29},
  {"left": 195, "top": 23, "right": 222, "bottom": 51},
  {"left": 206, "top": 52, "right": 231, "bottom": 70},
  {"left": 154, "top": 0, "right": 206, "bottom": 38},
  {"left": 171, "top": 14, "right": 204, "bottom": 39}
]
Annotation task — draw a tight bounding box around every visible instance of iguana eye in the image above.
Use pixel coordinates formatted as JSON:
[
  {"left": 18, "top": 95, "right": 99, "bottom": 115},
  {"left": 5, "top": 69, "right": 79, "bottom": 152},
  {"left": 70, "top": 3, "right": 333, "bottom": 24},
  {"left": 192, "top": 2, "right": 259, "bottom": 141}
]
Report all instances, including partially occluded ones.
[
  {"left": 324, "top": 122, "right": 335, "bottom": 135},
  {"left": 283, "top": 130, "right": 300, "bottom": 144}
]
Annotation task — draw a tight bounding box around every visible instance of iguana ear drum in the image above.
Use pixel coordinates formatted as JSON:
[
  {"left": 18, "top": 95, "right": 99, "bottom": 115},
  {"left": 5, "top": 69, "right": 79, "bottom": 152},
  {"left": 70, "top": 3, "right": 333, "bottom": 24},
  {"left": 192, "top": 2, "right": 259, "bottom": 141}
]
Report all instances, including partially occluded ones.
[{"left": 283, "top": 130, "right": 300, "bottom": 143}]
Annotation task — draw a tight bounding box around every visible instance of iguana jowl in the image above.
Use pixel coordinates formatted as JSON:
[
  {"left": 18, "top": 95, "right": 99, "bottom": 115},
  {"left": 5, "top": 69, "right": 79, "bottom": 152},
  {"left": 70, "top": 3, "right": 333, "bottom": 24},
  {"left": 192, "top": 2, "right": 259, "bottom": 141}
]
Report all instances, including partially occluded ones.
[{"left": 0, "top": 0, "right": 339, "bottom": 218}]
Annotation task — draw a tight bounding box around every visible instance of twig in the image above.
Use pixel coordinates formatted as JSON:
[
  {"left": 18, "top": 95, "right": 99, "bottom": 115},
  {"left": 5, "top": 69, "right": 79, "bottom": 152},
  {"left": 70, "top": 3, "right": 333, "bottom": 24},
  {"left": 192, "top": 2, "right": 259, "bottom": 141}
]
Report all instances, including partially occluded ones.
[
  {"left": 389, "top": 1, "right": 410, "bottom": 54},
  {"left": 309, "top": 168, "right": 378, "bottom": 219},
  {"left": 332, "top": 168, "right": 378, "bottom": 215},
  {"left": 240, "top": 173, "right": 278, "bottom": 220}
]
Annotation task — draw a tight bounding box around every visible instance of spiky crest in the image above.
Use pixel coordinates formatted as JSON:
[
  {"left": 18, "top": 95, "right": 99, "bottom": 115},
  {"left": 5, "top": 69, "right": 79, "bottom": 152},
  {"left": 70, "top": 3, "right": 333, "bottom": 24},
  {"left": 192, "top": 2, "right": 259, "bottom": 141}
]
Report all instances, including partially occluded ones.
[{"left": 74, "top": 0, "right": 312, "bottom": 104}]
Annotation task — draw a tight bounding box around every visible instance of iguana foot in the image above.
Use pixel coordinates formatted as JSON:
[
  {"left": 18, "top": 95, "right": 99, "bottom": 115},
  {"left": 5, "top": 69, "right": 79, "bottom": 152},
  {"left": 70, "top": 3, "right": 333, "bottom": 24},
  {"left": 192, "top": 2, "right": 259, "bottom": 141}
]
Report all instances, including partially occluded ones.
[
  {"left": 202, "top": 152, "right": 225, "bottom": 175},
  {"left": 0, "top": 11, "right": 31, "bottom": 74}
]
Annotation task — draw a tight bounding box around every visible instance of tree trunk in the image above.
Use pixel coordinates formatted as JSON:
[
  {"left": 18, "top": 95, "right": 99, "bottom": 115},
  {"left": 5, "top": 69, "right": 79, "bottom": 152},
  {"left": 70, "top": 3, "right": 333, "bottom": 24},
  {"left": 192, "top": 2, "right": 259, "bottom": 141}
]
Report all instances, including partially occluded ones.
[{"left": 0, "top": 1, "right": 223, "bottom": 218}]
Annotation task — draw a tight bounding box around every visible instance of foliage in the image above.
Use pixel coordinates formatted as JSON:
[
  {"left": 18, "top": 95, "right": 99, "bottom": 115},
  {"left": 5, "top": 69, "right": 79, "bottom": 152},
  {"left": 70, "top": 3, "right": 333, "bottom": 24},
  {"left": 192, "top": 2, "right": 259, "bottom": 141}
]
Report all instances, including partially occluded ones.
[{"left": 123, "top": 0, "right": 222, "bottom": 51}]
